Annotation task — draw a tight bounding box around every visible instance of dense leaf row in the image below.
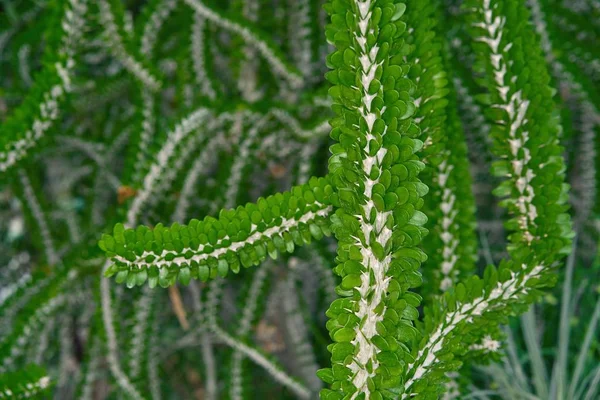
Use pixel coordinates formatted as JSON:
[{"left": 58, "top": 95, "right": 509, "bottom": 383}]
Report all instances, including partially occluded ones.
[
  {"left": 404, "top": 0, "right": 478, "bottom": 302},
  {"left": 101, "top": 177, "right": 334, "bottom": 287},
  {"left": 320, "top": 1, "right": 429, "bottom": 398}
]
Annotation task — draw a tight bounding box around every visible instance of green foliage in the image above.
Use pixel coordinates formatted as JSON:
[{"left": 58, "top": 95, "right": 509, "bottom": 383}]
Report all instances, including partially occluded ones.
[
  {"left": 1, "top": 0, "right": 598, "bottom": 398},
  {"left": 320, "top": 0, "right": 428, "bottom": 398},
  {"left": 0, "top": 364, "right": 52, "bottom": 399},
  {"left": 472, "top": 245, "right": 600, "bottom": 400},
  {"left": 0, "top": 0, "right": 86, "bottom": 175},
  {"left": 100, "top": 177, "right": 334, "bottom": 288}
]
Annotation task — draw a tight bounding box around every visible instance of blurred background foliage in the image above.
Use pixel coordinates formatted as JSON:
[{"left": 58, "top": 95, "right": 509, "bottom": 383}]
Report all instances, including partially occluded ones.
[{"left": 0, "top": 0, "right": 599, "bottom": 398}]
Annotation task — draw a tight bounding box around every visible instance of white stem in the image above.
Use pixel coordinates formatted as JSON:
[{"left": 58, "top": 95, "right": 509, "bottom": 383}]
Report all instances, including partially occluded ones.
[
  {"left": 182, "top": 0, "right": 303, "bottom": 88},
  {"left": 284, "top": 262, "right": 322, "bottom": 392},
  {"left": 401, "top": 264, "right": 546, "bottom": 397},
  {"left": 148, "top": 312, "right": 162, "bottom": 400},
  {"left": 347, "top": 2, "right": 394, "bottom": 396},
  {"left": 97, "top": 0, "right": 161, "bottom": 90},
  {"left": 140, "top": 0, "right": 179, "bottom": 58},
  {"left": 18, "top": 171, "right": 59, "bottom": 265},
  {"left": 128, "top": 287, "right": 154, "bottom": 378},
  {"left": 191, "top": 12, "right": 217, "bottom": 100},
  {"left": 437, "top": 155, "right": 460, "bottom": 292},
  {"left": 79, "top": 340, "right": 101, "bottom": 400},
  {"left": 230, "top": 263, "right": 271, "bottom": 400},
  {"left": 223, "top": 115, "right": 268, "bottom": 209},
  {"left": 100, "top": 261, "right": 144, "bottom": 400},
  {"left": 126, "top": 108, "right": 211, "bottom": 225},
  {"left": 116, "top": 206, "right": 332, "bottom": 269},
  {"left": 214, "top": 325, "right": 311, "bottom": 399},
  {"left": 474, "top": 0, "right": 538, "bottom": 243},
  {"left": 172, "top": 135, "right": 223, "bottom": 223},
  {"left": 133, "top": 89, "right": 156, "bottom": 184},
  {"left": 18, "top": 45, "right": 33, "bottom": 87},
  {"left": 271, "top": 109, "right": 330, "bottom": 140},
  {"left": 0, "top": 293, "right": 67, "bottom": 373}
]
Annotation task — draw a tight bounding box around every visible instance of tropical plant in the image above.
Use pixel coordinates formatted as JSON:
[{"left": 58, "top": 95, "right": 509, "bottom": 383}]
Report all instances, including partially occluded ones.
[
  {"left": 0, "top": 0, "right": 598, "bottom": 399},
  {"left": 469, "top": 240, "right": 600, "bottom": 400}
]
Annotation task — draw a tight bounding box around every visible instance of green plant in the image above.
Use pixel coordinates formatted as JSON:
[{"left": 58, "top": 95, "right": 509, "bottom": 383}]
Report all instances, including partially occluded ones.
[
  {"left": 0, "top": 0, "right": 598, "bottom": 398},
  {"left": 469, "top": 240, "right": 600, "bottom": 400}
]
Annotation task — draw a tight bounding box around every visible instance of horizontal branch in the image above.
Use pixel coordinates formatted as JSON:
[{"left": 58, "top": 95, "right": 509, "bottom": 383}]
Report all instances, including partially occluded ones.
[{"left": 101, "top": 177, "right": 335, "bottom": 288}]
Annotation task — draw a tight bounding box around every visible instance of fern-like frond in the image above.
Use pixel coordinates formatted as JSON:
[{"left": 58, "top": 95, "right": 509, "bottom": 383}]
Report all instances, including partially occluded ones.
[
  {"left": 320, "top": 1, "right": 429, "bottom": 398},
  {"left": 101, "top": 177, "right": 334, "bottom": 288},
  {"left": 399, "top": 0, "right": 573, "bottom": 396},
  {"left": 0, "top": 0, "right": 87, "bottom": 174},
  {"left": 182, "top": 0, "right": 304, "bottom": 89}
]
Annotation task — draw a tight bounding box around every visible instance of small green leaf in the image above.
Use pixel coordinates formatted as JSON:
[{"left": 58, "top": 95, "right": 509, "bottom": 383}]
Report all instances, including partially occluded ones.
[
  {"left": 341, "top": 274, "right": 362, "bottom": 290},
  {"left": 333, "top": 327, "right": 356, "bottom": 342},
  {"left": 373, "top": 193, "right": 385, "bottom": 212},
  {"left": 409, "top": 211, "right": 427, "bottom": 226},
  {"left": 199, "top": 265, "right": 210, "bottom": 281},
  {"left": 384, "top": 192, "right": 398, "bottom": 211},
  {"left": 316, "top": 368, "right": 335, "bottom": 384},
  {"left": 114, "top": 223, "right": 125, "bottom": 243},
  {"left": 148, "top": 276, "right": 158, "bottom": 289},
  {"left": 104, "top": 263, "right": 119, "bottom": 278},
  {"left": 414, "top": 182, "right": 429, "bottom": 197},
  {"left": 396, "top": 187, "right": 409, "bottom": 205},
  {"left": 372, "top": 241, "right": 385, "bottom": 261},
  {"left": 136, "top": 269, "right": 148, "bottom": 286},
  {"left": 218, "top": 259, "right": 229, "bottom": 276},
  {"left": 126, "top": 272, "right": 137, "bottom": 289},
  {"left": 115, "top": 270, "right": 128, "bottom": 284},
  {"left": 217, "top": 259, "right": 228, "bottom": 277},
  {"left": 179, "top": 267, "right": 191, "bottom": 285},
  {"left": 310, "top": 224, "right": 324, "bottom": 240},
  {"left": 229, "top": 258, "right": 241, "bottom": 274}
]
